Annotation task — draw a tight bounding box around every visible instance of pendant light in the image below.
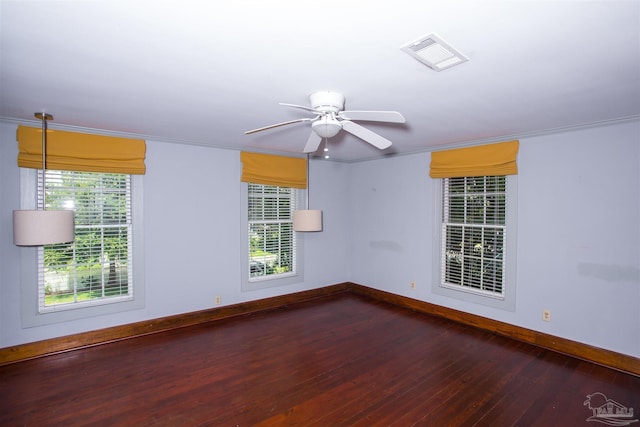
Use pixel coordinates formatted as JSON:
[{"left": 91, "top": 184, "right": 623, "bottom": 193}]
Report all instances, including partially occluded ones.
[
  {"left": 293, "top": 153, "right": 322, "bottom": 232},
  {"left": 13, "top": 113, "right": 75, "bottom": 246}
]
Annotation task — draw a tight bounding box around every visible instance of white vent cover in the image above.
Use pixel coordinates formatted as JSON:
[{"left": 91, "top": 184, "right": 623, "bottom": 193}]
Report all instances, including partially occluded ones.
[{"left": 401, "top": 33, "right": 468, "bottom": 71}]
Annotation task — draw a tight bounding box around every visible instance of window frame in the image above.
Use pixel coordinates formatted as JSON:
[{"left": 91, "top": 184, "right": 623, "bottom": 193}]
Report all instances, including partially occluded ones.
[
  {"left": 19, "top": 168, "right": 145, "bottom": 327},
  {"left": 240, "top": 182, "right": 305, "bottom": 291},
  {"left": 432, "top": 174, "right": 517, "bottom": 311}
]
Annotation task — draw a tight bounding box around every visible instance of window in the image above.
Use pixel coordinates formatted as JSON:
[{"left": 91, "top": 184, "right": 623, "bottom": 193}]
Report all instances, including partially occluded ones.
[
  {"left": 248, "top": 183, "right": 296, "bottom": 280},
  {"left": 39, "top": 170, "right": 133, "bottom": 312},
  {"left": 241, "top": 183, "right": 304, "bottom": 291},
  {"left": 20, "top": 168, "right": 144, "bottom": 326},
  {"left": 433, "top": 175, "right": 517, "bottom": 310}
]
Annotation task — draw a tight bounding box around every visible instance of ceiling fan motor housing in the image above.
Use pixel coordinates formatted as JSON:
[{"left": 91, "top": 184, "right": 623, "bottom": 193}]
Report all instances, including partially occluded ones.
[{"left": 309, "top": 91, "right": 345, "bottom": 113}]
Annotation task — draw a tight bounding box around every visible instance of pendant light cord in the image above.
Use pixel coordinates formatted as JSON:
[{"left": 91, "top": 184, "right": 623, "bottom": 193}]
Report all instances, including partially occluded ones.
[
  {"left": 36, "top": 112, "right": 52, "bottom": 209},
  {"left": 41, "top": 116, "right": 46, "bottom": 171},
  {"left": 305, "top": 153, "right": 310, "bottom": 210}
]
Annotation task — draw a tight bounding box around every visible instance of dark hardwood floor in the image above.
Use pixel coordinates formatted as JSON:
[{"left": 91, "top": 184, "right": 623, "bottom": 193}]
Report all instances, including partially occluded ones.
[{"left": 1, "top": 293, "right": 638, "bottom": 426}]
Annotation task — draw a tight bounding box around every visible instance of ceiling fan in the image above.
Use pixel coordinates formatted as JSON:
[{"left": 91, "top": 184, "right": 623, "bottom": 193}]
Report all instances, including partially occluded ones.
[{"left": 245, "top": 91, "right": 405, "bottom": 153}]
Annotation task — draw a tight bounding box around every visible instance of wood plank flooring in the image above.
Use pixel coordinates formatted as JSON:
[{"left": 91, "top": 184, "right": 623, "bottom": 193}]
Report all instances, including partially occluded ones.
[{"left": 1, "top": 293, "right": 638, "bottom": 426}]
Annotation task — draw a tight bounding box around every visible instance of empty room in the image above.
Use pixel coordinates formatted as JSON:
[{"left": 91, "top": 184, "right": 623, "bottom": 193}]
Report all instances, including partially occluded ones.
[{"left": 1, "top": 1, "right": 638, "bottom": 425}]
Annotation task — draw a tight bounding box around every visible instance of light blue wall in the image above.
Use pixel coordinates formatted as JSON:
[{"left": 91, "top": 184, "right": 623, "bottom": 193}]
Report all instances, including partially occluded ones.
[
  {"left": 0, "top": 122, "right": 350, "bottom": 347},
  {"left": 348, "top": 120, "right": 640, "bottom": 357},
  {"left": 1, "top": 119, "right": 638, "bottom": 358}
]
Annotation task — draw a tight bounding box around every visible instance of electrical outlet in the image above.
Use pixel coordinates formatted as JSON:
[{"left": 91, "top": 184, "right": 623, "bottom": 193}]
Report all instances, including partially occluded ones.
[
  {"left": 410, "top": 281, "right": 416, "bottom": 289},
  {"left": 215, "top": 296, "right": 221, "bottom": 305},
  {"left": 542, "top": 309, "right": 551, "bottom": 322}
]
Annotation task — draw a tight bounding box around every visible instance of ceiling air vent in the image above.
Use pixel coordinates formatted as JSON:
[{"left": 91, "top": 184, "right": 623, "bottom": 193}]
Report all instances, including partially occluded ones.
[{"left": 401, "top": 33, "right": 468, "bottom": 71}]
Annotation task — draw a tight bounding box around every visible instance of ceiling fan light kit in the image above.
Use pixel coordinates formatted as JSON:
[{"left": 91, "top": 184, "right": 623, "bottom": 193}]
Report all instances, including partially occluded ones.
[
  {"left": 312, "top": 117, "right": 342, "bottom": 138},
  {"left": 245, "top": 90, "right": 405, "bottom": 154}
]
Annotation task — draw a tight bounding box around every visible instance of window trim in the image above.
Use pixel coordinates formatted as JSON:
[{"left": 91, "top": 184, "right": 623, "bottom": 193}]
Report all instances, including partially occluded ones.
[
  {"left": 240, "top": 182, "right": 305, "bottom": 292},
  {"left": 19, "top": 168, "right": 145, "bottom": 327},
  {"left": 432, "top": 174, "right": 518, "bottom": 311}
]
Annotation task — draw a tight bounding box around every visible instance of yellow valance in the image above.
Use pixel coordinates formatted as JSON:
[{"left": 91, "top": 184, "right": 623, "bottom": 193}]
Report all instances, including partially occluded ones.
[
  {"left": 430, "top": 140, "right": 519, "bottom": 178},
  {"left": 17, "top": 126, "right": 146, "bottom": 175},
  {"left": 240, "top": 152, "right": 307, "bottom": 189}
]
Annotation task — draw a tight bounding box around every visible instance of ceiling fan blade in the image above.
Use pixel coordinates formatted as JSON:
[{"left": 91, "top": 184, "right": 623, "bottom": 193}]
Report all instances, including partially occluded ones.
[
  {"left": 339, "top": 110, "right": 405, "bottom": 123},
  {"left": 244, "top": 118, "right": 313, "bottom": 135},
  {"left": 279, "top": 102, "right": 318, "bottom": 113},
  {"left": 303, "top": 130, "right": 322, "bottom": 153},
  {"left": 342, "top": 120, "right": 393, "bottom": 150}
]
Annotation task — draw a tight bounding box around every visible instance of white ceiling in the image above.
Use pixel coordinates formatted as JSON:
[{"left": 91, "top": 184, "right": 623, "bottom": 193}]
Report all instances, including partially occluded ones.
[{"left": 1, "top": 1, "right": 639, "bottom": 162}]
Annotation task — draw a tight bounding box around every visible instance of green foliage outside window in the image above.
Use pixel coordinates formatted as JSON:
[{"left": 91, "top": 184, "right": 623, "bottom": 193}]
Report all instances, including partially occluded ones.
[
  {"left": 248, "top": 184, "right": 295, "bottom": 279},
  {"left": 41, "top": 171, "right": 131, "bottom": 308}
]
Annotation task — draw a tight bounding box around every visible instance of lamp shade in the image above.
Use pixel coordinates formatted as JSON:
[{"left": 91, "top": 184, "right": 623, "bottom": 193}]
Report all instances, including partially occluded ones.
[
  {"left": 13, "top": 210, "right": 75, "bottom": 246},
  {"left": 293, "top": 209, "right": 322, "bottom": 232},
  {"left": 312, "top": 118, "right": 342, "bottom": 138}
]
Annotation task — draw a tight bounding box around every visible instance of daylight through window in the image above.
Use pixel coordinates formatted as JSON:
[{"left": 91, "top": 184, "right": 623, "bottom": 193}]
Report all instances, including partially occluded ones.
[
  {"left": 248, "top": 183, "right": 296, "bottom": 280},
  {"left": 38, "top": 170, "right": 133, "bottom": 312}
]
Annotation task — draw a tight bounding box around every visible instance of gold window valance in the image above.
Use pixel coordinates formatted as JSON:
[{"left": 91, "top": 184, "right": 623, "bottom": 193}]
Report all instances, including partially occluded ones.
[
  {"left": 430, "top": 140, "right": 519, "bottom": 178},
  {"left": 240, "top": 152, "right": 307, "bottom": 189},
  {"left": 17, "top": 126, "right": 146, "bottom": 175}
]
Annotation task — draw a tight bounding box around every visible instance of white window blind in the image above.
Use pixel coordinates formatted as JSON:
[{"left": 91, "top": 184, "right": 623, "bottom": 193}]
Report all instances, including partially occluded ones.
[
  {"left": 441, "top": 176, "right": 506, "bottom": 297},
  {"left": 37, "top": 170, "right": 133, "bottom": 312},
  {"left": 248, "top": 183, "right": 296, "bottom": 281}
]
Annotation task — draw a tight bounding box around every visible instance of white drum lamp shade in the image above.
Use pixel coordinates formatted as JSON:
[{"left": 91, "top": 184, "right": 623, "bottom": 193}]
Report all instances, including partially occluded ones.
[
  {"left": 13, "top": 210, "right": 75, "bottom": 246},
  {"left": 293, "top": 209, "right": 322, "bottom": 232}
]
